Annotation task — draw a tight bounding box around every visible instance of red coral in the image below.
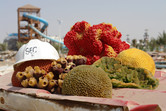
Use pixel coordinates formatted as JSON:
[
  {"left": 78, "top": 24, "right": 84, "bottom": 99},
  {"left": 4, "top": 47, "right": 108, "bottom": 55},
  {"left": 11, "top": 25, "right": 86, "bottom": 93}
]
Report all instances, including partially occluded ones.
[
  {"left": 64, "top": 30, "right": 87, "bottom": 55},
  {"left": 82, "top": 27, "right": 103, "bottom": 55},
  {"left": 114, "top": 41, "right": 130, "bottom": 54},
  {"left": 102, "top": 44, "right": 117, "bottom": 57},
  {"left": 64, "top": 30, "right": 81, "bottom": 55},
  {"left": 71, "top": 21, "right": 90, "bottom": 33},
  {"left": 64, "top": 21, "right": 130, "bottom": 64},
  {"left": 92, "top": 23, "right": 112, "bottom": 31},
  {"left": 86, "top": 55, "right": 101, "bottom": 65}
]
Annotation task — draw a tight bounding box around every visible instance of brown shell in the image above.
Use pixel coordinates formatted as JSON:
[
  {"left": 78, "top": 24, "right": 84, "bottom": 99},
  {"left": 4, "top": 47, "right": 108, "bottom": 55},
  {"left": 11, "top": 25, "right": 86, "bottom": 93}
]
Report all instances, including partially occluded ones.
[{"left": 12, "top": 60, "right": 53, "bottom": 87}]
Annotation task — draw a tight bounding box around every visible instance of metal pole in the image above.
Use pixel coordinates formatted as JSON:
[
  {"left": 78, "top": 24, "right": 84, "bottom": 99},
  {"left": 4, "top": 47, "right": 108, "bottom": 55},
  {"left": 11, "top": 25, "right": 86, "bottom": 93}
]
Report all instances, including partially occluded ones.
[{"left": 57, "top": 19, "right": 63, "bottom": 55}]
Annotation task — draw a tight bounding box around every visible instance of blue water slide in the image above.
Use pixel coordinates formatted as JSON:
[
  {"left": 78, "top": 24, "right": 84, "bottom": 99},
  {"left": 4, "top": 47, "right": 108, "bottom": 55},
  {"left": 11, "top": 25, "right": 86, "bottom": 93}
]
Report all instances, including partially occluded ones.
[
  {"left": 23, "top": 13, "right": 48, "bottom": 32},
  {"left": 23, "top": 13, "right": 65, "bottom": 47},
  {"left": 29, "top": 25, "right": 64, "bottom": 45}
]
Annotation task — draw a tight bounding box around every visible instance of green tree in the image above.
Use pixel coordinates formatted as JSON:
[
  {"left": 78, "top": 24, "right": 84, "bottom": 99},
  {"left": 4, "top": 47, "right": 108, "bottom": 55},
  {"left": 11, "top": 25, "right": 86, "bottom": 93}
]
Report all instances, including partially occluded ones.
[
  {"left": 131, "top": 39, "right": 137, "bottom": 48},
  {"left": 51, "top": 42, "right": 68, "bottom": 56},
  {"left": 157, "top": 31, "right": 166, "bottom": 52},
  {"left": 138, "top": 39, "right": 144, "bottom": 50},
  {"left": 0, "top": 43, "right": 8, "bottom": 51},
  {"left": 148, "top": 38, "right": 157, "bottom": 51},
  {"left": 17, "top": 41, "right": 25, "bottom": 50}
]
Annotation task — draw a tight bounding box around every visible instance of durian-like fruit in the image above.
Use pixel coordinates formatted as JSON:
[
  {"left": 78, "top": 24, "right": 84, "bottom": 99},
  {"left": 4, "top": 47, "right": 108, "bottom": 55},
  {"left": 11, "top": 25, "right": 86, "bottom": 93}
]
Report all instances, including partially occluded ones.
[{"left": 62, "top": 65, "right": 112, "bottom": 98}]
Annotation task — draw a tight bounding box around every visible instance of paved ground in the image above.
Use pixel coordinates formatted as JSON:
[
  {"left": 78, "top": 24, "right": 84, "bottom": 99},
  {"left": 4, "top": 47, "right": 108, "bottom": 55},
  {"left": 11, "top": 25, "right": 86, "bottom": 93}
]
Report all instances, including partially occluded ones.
[{"left": 0, "top": 58, "right": 15, "bottom": 76}]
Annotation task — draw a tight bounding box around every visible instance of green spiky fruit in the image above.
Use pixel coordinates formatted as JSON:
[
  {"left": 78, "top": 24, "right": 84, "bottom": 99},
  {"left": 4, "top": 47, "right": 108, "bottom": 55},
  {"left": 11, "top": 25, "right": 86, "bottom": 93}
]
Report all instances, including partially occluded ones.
[{"left": 62, "top": 65, "right": 112, "bottom": 98}]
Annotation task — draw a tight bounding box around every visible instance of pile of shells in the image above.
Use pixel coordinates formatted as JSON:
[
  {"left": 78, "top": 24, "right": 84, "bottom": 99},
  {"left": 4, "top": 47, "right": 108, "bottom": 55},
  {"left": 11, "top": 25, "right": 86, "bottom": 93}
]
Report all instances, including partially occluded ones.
[{"left": 16, "top": 55, "right": 87, "bottom": 94}]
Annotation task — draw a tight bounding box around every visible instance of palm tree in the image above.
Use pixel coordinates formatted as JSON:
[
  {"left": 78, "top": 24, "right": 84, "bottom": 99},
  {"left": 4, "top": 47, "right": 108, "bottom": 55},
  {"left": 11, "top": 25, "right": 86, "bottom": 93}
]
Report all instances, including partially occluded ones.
[
  {"left": 148, "top": 38, "right": 157, "bottom": 51},
  {"left": 131, "top": 39, "right": 137, "bottom": 48},
  {"left": 138, "top": 39, "right": 144, "bottom": 50},
  {"left": 157, "top": 31, "right": 166, "bottom": 52}
]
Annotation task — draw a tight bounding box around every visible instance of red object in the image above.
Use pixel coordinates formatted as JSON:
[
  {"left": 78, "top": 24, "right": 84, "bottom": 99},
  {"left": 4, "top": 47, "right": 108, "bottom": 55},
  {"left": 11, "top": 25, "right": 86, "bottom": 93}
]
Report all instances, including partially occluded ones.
[
  {"left": 64, "top": 21, "right": 130, "bottom": 64},
  {"left": 102, "top": 44, "right": 117, "bottom": 57},
  {"left": 130, "top": 104, "right": 161, "bottom": 111},
  {"left": 86, "top": 55, "right": 101, "bottom": 65}
]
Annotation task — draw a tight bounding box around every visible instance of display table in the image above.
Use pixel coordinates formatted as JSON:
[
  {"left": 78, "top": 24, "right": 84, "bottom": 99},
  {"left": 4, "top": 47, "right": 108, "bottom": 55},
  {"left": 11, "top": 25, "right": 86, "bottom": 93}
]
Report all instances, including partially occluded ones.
[{"left": 0, "top": 71, "right": 164, "bottom": 111}]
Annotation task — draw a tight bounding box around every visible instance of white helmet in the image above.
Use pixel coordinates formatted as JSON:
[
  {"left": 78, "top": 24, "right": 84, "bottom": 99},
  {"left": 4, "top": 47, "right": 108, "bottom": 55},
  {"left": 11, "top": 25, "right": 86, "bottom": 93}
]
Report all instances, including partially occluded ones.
[{"left": 14, "top": 39, "right": 59, "bottom": 67}]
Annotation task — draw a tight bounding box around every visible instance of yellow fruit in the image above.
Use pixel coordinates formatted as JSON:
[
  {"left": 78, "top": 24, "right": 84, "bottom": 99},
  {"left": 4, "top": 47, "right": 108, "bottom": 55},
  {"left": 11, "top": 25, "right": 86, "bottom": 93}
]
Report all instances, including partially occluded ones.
[{"left": 116, "top": 48, "right": 155, "bottom": 76}]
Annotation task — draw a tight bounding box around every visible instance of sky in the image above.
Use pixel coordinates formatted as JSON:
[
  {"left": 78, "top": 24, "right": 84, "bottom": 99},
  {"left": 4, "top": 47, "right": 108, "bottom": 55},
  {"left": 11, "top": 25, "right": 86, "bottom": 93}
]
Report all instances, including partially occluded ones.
[{"left": 0, "top": 0, "right": 166, "bottom": 43}]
